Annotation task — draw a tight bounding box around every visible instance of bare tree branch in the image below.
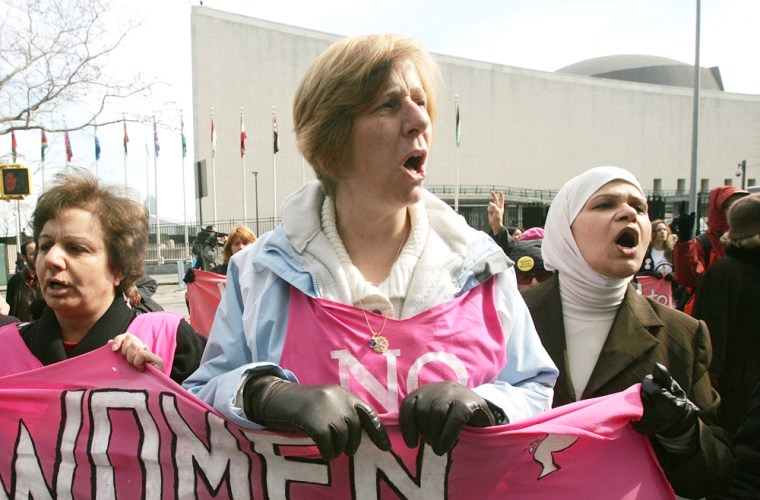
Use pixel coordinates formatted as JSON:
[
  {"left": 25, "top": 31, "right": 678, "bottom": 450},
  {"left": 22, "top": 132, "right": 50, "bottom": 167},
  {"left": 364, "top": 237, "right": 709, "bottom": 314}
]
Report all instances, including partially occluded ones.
[{"left": 0, "top": 0, "right": 155, "bottom": 135}]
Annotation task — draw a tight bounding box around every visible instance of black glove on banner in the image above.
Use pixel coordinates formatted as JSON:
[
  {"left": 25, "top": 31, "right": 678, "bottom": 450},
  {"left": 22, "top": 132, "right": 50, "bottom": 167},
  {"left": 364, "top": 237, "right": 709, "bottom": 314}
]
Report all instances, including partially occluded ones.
[
  {"left": 243, "top": 375, "right": 391, "bottom": 461},
  {"left": 400, "top": 381, "right": 506, "bottom": 456},
  {"left": 674, "top": 212, "right": 696, "bottom": 241},
  {"left": 632, "top": 363, "right": 700, "bottom": 438}
]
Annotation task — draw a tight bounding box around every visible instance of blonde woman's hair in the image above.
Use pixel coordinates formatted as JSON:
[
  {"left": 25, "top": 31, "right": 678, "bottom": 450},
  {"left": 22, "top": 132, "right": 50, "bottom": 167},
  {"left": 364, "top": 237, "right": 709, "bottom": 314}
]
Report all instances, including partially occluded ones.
[
  {"left": 293, "top": 33, "right": 441, "bottom": 197},
  {"left": 650, "top": 219, "right": 675, "bottom": 258}
]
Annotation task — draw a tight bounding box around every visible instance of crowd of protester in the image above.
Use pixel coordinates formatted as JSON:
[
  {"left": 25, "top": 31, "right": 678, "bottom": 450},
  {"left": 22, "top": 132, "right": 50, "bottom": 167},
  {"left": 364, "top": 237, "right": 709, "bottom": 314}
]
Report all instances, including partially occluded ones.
[{"left": 2, "top": 32, "right": 757, "bottom": 499}]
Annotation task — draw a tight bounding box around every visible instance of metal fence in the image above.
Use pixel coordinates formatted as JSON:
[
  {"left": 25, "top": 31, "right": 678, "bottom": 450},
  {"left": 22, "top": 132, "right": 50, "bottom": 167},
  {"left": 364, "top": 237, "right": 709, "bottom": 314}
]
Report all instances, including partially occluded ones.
[{"left": 0, "top": 186, "right": 715, "bottom": 273}]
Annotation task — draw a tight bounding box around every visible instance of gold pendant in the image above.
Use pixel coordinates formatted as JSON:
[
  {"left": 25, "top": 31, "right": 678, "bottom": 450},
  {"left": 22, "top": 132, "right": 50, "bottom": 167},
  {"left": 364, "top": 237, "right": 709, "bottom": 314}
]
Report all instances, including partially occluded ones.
[{"left": 369, "top": 334, "right": 389, "bottom": 353}]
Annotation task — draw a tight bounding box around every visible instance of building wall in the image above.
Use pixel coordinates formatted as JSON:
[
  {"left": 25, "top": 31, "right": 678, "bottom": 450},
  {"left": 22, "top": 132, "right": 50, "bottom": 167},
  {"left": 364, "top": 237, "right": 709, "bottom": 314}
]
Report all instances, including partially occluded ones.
[{"left": 191, "top": 6, "right": 760, "bottom": 222}]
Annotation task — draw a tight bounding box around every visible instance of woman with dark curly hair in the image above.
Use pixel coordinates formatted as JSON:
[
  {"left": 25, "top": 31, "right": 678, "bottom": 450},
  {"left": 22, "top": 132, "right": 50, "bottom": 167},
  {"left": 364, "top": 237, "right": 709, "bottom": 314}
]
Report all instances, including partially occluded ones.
[{"left": 0, "top": 169, "right": 206, "bottom": 384}]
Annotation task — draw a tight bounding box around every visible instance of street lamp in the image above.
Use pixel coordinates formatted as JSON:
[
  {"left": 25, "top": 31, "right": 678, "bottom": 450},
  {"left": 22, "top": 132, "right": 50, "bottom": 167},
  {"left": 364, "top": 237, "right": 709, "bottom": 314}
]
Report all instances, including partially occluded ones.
[
  {"left": 736, "top": 160, "right": 747, "bottom": 190},
  {"left": 252, "top": 171, "right": 259, "bottom": 235}
]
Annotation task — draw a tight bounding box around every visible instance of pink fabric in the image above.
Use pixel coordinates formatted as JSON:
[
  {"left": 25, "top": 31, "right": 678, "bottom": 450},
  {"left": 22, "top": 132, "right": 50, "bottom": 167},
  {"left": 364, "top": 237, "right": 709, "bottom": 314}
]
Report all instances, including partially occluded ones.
[
  {"left": 128, "top": 311, "right": 182, "bottom": 377},
  {"left": 637, "top": 276, "right": 674, "bottom": 308},
  {"left": 520, "top": 227, "right": 545, "bottom": 241},
  {"left": 0, "top": 346, "right": 674, "bottom": 498},
  {"left": 0, "top": 313, "right": 180, "bottom": 378},
  {"left": 280, "top": 278, "right": 506, "bottom": 413},
  {"left": 0, "top": 324, "right": 43, "bottom": 376},
  {"left": 186, "top": 269, "right": 226, "bottom": 336}
]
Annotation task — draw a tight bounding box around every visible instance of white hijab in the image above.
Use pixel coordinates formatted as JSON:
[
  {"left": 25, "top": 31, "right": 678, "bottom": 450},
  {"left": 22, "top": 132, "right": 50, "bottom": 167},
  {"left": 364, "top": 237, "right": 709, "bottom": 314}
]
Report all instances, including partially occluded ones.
[{"left": 542, "top": 166, "right": 645, "bottom": 309}]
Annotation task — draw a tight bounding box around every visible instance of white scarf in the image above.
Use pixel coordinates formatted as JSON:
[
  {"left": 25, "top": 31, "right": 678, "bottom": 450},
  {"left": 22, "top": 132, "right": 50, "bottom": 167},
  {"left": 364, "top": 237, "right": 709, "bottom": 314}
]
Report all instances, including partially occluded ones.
[
  {"left": 542, "top": 166, "right": 646, "bottom": 399},
  {"left": 542, "top": 166, "right": 645, "bottom": 309}
]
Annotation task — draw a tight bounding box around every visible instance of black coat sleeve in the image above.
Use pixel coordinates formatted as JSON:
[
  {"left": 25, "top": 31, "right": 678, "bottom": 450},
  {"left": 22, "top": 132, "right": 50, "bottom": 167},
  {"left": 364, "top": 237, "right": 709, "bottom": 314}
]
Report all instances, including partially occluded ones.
[
  {"left": 170, "top": 319, "right": 207, "bottom": 384},
  {"left": 709, "top": 380, "right": 760, "bottom": 499},
  {"left": 490, "top": 227, "right": 515, "bottom": 256}
]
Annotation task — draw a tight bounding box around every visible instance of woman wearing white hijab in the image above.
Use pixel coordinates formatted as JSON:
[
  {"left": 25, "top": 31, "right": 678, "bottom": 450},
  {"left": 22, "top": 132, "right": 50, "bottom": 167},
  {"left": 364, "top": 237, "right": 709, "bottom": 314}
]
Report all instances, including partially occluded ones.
[{"left": 522, "top": 166, "right": 735, "bottom": 498}]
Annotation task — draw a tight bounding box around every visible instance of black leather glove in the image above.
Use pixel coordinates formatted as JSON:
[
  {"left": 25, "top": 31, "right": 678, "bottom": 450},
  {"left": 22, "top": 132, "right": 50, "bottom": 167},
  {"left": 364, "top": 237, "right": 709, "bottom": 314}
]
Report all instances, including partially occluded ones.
[
  {"left": 183, "top": 268, "right": 195, "bottom": 283},
  {"left": 243, "top": 374, "right": 391, "bottom": 461},
  {"left": 400, "top": 381, "right": 506, "bottom": 456},
  {"left": 674, "top": 212, "right": 696, "bottom": 241},
  {"left": 632, "top": 363, "right": 700, "bottom": 438}
]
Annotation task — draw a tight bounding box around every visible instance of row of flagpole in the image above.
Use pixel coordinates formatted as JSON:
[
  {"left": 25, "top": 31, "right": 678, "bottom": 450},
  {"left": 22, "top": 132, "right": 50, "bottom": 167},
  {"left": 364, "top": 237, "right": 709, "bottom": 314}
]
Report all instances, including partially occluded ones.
[
  {"left": 8, "top": 95, "right": 454, "bottom": 244},
  {"left": 207, "top": 106, "right": 280, "bottom": 226}
]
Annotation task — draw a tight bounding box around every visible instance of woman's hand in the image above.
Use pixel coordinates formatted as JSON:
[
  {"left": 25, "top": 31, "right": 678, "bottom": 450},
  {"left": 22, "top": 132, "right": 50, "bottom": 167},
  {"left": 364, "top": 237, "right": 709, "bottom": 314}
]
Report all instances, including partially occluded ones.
[
  {"left": 632, "top": 363, "right": 700, "bottom": 438},
  {"left": 111, "top": 333, "right": 164, "bottom": 372},
  {"left": 243, "top": 374, "right": 391, "bottom": 461},
  {"left": 400, "top": 381, "right": 505, "bottom": 456}
]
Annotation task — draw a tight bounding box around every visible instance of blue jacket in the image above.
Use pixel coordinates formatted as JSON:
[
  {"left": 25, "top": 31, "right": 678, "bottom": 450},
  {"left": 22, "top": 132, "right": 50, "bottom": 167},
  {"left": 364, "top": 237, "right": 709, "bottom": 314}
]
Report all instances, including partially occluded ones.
[{"left": 184, "top": 181, "right": 558, "bottom": 429}]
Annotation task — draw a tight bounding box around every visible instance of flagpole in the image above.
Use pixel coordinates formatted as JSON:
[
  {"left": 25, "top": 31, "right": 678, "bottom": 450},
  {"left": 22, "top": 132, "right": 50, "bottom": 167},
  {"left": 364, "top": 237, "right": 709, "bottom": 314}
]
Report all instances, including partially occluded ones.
[
  {"left": 181, "top": 111, "right": 189, "bottom": 260},
  {"left": 454, "top": 95, "right": 460, "bottom": 213},
  {"left": 144, "top": 133, "right": 150, "bottom": 232},
  {"left": 211, "top": 107, "right": 218, "bottom": 223},
  {"left": 241, "top": 107, "right": 248, "bottom": 221},
  {"left": 153, "top": 117, "right": 162, "bottom": 265},
  {"left": 94, "top": 125, "right": 99, "bottom": 178},
  {"left": 41, "top": 129, "right": 48, "bottom": 192},
  {"left": 123, "top": 116, "right": 129, "bottom": 189},
  {"left": 272, "top": 106, "right": 278, "bottom": 220}
]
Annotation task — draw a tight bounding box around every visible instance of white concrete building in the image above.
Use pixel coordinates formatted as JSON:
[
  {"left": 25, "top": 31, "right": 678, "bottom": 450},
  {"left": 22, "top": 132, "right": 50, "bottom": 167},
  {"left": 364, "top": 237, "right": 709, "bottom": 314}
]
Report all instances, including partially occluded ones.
[{"left": 191, "top": 6, "right": 760, "bottom": 224}]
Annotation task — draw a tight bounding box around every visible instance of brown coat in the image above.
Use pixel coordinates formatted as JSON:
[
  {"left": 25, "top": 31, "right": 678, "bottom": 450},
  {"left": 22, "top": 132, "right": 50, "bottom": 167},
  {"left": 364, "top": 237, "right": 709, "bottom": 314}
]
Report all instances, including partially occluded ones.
[{"left": 522, "top": 274, "right": 735, "bottom": 499}]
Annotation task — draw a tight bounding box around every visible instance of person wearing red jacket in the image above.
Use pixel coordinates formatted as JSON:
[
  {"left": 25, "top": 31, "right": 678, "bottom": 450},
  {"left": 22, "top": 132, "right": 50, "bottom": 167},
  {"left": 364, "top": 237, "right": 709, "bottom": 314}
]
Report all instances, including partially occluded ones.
[{"left": 673, "top": 185, "right": 748, "bottom": 313}]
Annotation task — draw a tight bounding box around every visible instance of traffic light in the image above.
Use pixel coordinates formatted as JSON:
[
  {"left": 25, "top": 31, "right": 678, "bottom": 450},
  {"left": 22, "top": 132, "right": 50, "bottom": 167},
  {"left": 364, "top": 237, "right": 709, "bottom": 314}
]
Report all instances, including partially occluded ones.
[{"left": 0, "top": 166, "right": 32, "bottom": 197}]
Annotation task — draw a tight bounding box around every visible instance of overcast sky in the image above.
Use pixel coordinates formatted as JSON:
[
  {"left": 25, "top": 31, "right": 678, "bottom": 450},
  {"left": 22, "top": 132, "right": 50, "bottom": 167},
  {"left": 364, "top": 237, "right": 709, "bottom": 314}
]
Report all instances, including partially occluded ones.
[{"left": 7, "top": 0, "right": 759, "bottom": 229}]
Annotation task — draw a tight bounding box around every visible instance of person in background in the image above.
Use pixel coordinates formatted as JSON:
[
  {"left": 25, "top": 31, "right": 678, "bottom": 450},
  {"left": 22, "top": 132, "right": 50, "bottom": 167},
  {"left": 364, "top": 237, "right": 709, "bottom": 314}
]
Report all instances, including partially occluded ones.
[
  {"left": 636, "top": 219, "right": 686, "bottom": 309},
  {"left": 709, "top": 379, "right": 760, "bottom": 499},
  {"left": 693, "top": 193, "right": 760, "bottom": 439},
  {"left": 126, "top": 274, "right": 165, "bottom": 314},
  {"left": 0, "top": 170, "right": 206, "bottom": 384},
  {"left": 674, "top": 185, "right": 748, "bottom": 313},
  {"left": 508, "top": 227, "right": 523, "bottom": 242},
  {"left": 192, "top": 225, "right": 226, "bottom": 271},
  {"left": 211, "top": 224, "right": 257, "bottom": 275},
  {"left": 487, "top": 190, "right": 517, "bottom": 255},
  {"left": 0, "top": 296, "right": 19, "bottom": 327},
  {"left": 521, "top": 166, "right": 735, "bottom": 498},
  {"left": 6, "top": 240, "right": 43, "bottom": 322},
  {"left": 509, "top": 239, "right": 552, "bottom": 292},
  {"left": 184, "top": 34, "right": 558, "bottom": 461}
]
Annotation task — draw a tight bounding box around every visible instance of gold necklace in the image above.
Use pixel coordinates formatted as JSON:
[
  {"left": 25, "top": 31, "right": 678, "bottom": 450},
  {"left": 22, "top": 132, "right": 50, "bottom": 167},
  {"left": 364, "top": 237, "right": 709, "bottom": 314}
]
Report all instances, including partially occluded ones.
[{"left": 359, "top": 222, "right": 408, "bottom": 353}]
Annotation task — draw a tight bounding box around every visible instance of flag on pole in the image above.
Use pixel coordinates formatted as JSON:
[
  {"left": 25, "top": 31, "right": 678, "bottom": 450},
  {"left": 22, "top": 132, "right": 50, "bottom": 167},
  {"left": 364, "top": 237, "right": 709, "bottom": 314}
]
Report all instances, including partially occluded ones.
[
  {"left": 95, "top": 132, "right": 101, "bottom": 161},
  {"left": 240, "top": 113, "right": 247, "bottom": 158},
  {"left": 153, "top": 121, "right": 160, "bottom": 157},
  {"left": 211, "top": 118, "right": 217, "bottom": 158},
  {"left": 181, "top": 115, "right": 187, "bottom": 158},
  {"left": 65, "top": 131, "right": 73, "bottom": 163},
  {"left": 11, "top": 131, "right": 17, "bottom": 163},
  {"left": 455, "top": 101, "right": 461, "bottom": 147},
  {"left": 41, "top": 130, "right": 49, "bottom": 160},
  {"left": 123, "top": 121, "right": 129, "bottom": 154},
  {"left": 273, "top": 112, "right": 280, "bottom": 154}
]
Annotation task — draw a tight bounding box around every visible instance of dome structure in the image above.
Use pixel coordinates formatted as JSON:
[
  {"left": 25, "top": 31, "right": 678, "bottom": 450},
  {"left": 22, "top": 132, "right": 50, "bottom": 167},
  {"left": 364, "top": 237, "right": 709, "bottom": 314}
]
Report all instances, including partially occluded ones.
[{"left": 556, "top": 54, "right": 724, "bottom": 90}]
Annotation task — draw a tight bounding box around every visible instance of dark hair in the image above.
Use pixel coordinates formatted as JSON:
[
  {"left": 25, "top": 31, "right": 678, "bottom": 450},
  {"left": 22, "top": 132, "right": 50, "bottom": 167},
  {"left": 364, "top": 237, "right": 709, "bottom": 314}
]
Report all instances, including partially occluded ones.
[
  {"left": 32, "top": 169, "right": 149, "bottom": 298},
  {"left": 20, "top": 240, "right": 35, "bottom": 255}
]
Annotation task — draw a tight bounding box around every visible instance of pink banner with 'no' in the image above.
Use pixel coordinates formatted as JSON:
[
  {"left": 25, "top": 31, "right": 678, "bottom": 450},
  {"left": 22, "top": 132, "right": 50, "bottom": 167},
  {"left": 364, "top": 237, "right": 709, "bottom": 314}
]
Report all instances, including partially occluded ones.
[
  {"left": 0, "top": 347, "right": 674, "bottom": 499},
  {"left": 186, "top": 269, "right": 226, "bottom": 337}
]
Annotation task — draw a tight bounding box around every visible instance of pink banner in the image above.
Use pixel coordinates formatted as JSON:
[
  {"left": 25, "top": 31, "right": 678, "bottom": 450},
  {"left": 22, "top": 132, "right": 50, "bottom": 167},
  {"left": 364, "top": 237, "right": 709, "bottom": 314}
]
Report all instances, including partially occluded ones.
[
  {"left": 0, "top": 347, "right": 674, "bottom": 499},
  {"left": 637, "top": 276, "right": 674, "bottom": 308},
  {"left": 186, "top": 269, "right": 226, "bottom": 336}
]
